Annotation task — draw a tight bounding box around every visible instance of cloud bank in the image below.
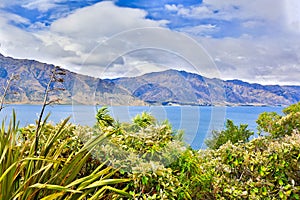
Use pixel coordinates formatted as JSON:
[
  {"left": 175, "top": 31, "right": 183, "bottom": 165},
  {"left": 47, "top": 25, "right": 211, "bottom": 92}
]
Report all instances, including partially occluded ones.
[{"left": 0, "top": 0, "right": 299, "bottom": 85}]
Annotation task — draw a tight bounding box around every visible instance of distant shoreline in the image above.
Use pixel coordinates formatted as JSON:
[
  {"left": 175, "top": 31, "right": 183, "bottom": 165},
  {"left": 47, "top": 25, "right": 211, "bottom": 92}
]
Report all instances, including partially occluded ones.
[{"left": 2, "top": 102, "right": 285, "bottom": 107}]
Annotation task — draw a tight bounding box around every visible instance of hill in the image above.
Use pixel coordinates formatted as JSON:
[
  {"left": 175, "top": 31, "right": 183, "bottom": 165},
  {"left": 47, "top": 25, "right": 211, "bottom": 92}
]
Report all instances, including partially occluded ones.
[
  {"left": 112, "top": 69, "right": 300, "bottom": 106},
  {"left": 0, "top": 54, "right": 145, "bottom": 105},
  {"left": 1, "top": 54, "right": 299, "bottom": 106}
]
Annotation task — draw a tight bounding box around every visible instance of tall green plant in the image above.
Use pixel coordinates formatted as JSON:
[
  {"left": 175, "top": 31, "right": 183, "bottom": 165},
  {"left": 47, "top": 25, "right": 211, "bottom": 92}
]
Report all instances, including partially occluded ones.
[
  {"left": 0, "top": 114, "right": 131, "bottom": 199},
  {"left": 205, "top": 119, "right": 254, "bottom": 149},
  {"left": 96, "top": 107, "right": 115, "bottom": 128},
  {"left": 35, "top": 66, "right": 66, "bottom": 156}
]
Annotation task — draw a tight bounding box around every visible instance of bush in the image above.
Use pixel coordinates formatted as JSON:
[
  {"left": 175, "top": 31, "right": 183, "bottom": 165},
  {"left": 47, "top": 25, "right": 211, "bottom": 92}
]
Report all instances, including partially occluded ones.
[
  {"left": 257, "top": 102, "right": 300, "bottom": 138},
  {"left": 94, "top": 108, "right": 190, "bottom": 199},
  {"left": 2, "top": 102, "right": 300, "bottom": 199},
  {"left": 197, "top": 133, "right": 300, "bottom": 199},
  {"left": 205, "top": 119, "right": 254, "bottom": 149}
]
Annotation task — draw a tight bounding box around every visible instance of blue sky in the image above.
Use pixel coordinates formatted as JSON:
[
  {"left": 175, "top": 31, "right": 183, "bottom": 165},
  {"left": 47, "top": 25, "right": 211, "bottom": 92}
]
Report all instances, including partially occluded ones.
[{"left": 0, "top": 0, "right": 300, "bottom": 85}]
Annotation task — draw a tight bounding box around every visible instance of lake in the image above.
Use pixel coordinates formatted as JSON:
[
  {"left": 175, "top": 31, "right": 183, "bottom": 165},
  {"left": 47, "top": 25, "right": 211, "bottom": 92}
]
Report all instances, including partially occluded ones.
[{"left": 0, "top": 104, "right": 283, "bottom": 149}]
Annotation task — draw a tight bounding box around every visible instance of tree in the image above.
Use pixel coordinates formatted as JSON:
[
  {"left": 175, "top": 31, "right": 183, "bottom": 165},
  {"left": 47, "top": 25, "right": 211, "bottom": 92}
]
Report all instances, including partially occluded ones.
[{"left": 205, "top": 119, "right": 254, "bottom": 149}]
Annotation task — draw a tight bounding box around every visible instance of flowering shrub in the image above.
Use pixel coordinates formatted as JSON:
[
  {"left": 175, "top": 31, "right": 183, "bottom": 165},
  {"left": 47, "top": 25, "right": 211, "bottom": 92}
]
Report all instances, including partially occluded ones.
[{"left": 198, "top": 133, "right": 300, "bottom": 199}]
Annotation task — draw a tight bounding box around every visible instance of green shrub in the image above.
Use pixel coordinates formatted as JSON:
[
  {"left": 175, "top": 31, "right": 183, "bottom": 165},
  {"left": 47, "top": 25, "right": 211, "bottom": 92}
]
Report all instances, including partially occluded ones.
[
  {"left": 198, "top": 133, "right": 300, "bottom": 199},
  {"left": 257, "top": 102, "right": 300, "bottom": 138},
  {"left": 3, "top": 102, "right": 300, "bottom": 199},
  {"left": 0, "top": 113, "right": 131, "bottom": 200},
  {"left": 94, "top": 108, "right": 190, "bottom": 199},
  {"left": 169, "top": 148, "right": 212, "bottom": 199},
  {"left": 132, "top": 112, "right": 156, "bottom": 128},
  {"left": 283, "top": 101, "right": 300, "bottom": 115},
  {"left": 205, "top": 119, "right": 254, "bottom": 149},
  {"left": 94, "top": 108, "right": 184, "bottom": 162}
]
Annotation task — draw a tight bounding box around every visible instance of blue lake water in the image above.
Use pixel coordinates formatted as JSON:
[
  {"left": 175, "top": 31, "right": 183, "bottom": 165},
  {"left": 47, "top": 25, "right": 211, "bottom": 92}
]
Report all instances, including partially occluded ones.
[{"left": 0, "top": 105, "right": 283, "bottom": 149}]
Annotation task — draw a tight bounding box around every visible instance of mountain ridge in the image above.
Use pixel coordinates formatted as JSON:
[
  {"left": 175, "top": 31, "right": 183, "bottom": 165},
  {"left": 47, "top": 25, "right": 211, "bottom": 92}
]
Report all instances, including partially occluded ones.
[
  {"left": 0, "top": 54, "right": 299, "bottom": 106},
  {"left": 0, "top": 54, "right": 145, "bottom": 106},
  {"left": 111, "top": 69, "right": 300, "bottom": 106}
]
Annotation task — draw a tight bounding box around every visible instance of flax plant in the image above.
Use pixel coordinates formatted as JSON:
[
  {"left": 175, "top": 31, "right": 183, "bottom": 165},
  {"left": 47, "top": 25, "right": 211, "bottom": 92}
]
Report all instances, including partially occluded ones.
[{"left": 0, "top": 112, "right": 131, "bottom": 200}]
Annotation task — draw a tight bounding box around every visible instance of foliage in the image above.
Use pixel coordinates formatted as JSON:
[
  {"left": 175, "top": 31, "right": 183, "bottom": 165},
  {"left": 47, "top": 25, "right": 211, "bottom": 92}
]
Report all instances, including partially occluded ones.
[
  {"left": 128, "top": 164, "right": 183, "bottom": 199},
  {"left": 94, "top": 108, "right": 190, "bottom": 199},
  {"left": 197, "top": 133, "right": 300, "bottom": 199},
  {"left": 96, "top": 106, "right": 115, "bottom": 128},
  {"left": 93, "top": 105, "right": 300, "bottom": 199},
  {"left": 0, "top": 113, "right": 131, "bottom": 200},
  {"left": 205, "top": 119, "right": 254, "bottom": 149},
  {"left": 2, "top": 102, "right": 300, "bottom": 199},
  {"left": 132, "top": 112, "right": 156, "bottom": 128},
  {"left": 169, "top": 148, "right": 210, "bottom": 199},
  {"left": 94, "top": 108, "right": 195, "bottom": 199},
  {"left": 257, "top": 102, "right": 300, "bottom": 138},
  {"left": 283, "top": 101, "right": 300, "bottom": 114},
  {"left": 95, "top": 108, "right": 184, "bottom": 161}
]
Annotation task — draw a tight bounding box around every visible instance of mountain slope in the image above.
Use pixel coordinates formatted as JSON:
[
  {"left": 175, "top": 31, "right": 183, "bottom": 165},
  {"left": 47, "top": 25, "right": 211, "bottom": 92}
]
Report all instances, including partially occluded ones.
[
  {"left": 112, "top": 69, "right": 300, "bottom": 106},
  {"left": 1, "top": 54, "right": 299, "bottom": 106},
  {"left": 0, "top": 54, "right": 145, "bottom": 105}
]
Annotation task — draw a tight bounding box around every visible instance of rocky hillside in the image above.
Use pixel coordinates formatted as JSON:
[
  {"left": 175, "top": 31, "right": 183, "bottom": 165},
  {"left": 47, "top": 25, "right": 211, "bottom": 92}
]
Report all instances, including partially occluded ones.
[
  {"left": 0, "top": 54, "right": 145, "bottom": 105},
  {"left": 1, "top": 54, "right": 299, "bottom": 106},
  {"left": 112, "top": 70, "right": 300, "bottom": 106}
]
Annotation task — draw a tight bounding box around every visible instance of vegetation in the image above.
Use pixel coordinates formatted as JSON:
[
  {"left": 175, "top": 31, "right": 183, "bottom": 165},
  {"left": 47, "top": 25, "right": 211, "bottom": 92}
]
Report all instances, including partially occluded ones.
[
  {"left": 205, "top": 119, "right": 254, "bottom": 149},
  {"left": 35, "top": 66, "right": 67, "bottom": 156},
  {"left": 257, "top": 101, "right": 300, "bottom": 138},
  {"left": 1, "top": 99, "right": 300, "bottom": 199},
  {"left": 93, "top": 108, "right": 188, "bottom": 199},
  {"left": 0, "top": 113, "right": 131, "bottom": 199},
  {"left": 197, "top": 133, "right": 300, "bottom": 199}
]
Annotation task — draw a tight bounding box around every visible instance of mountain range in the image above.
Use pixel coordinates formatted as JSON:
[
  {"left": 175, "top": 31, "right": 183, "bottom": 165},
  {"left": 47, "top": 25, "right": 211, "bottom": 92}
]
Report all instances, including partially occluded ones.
[{"left": 0, "top": 53, "right": 299, "bottom": 106}]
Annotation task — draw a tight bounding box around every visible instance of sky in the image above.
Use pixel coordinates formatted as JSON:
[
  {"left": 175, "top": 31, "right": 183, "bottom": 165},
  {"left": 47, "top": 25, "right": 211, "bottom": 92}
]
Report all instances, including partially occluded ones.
[{"left": 0, "top": 0, "right": 300, "bottom": 85}]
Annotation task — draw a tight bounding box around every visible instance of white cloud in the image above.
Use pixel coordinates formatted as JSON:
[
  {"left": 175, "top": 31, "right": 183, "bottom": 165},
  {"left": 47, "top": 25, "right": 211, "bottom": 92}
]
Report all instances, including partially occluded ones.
[
  {"left": 177, "top": 5, "right": 212, "bottom": 18},
  {"left": 70, "top": 27, "right": 221, "bottom": 80},
  {"left": 199, "top": 35, "right": 300, "bottom": 85},
  {"left": 178, "top": 24, "right": 218, "bottom": 36},
  {"left": 22, "top": 0, "right": 59, "bottom": 12},
  {"left": 0, "top": 1, "right": 171, "bottom": 74},
  {"left": 0, "top": 0, "right": 65, "bottom": 12},
  {"left": 0, "top": 0, "right": 300, "bottom": 86},
  {"left": 202, "top": 0, "right": 284, "bottom": 21},
  {"left": 164, "top": 4, "right": 180, "bottom": 12},
  {"left": 242, "top": 20, "right": 264, "bottom": 29},
  {"left": 284, "top": 0, "right": 300, "bottom": 33},
  {"left": 172, "top": 0, "right": 284, "bottom": 32},
  {"left": 0, "top": 11, "right": 30, "bottom": 25},
  {"left": 0, "top": 14, "right": 41, "bottom": 57},
  {"left": 50, "top": 1, "right": 167, "bottom": 37}
]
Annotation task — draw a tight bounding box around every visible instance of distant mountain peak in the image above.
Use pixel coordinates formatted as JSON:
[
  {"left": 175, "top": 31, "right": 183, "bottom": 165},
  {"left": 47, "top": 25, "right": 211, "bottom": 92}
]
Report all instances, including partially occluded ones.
[
  {"left": 112, "top": 69, "right": 300, "bottom": 106},
  {"left": 0, "top": 54, "right": 299, "bottom": 106},
  {"left": 0, "top": 54, "right": 145, "bottom": 105}
]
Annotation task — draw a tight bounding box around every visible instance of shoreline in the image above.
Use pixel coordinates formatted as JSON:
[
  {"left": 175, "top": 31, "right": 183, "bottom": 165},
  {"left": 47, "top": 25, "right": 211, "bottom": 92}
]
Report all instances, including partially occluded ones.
[{"left": 2, "top": 103, "right": 285, "bottom": 107}]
